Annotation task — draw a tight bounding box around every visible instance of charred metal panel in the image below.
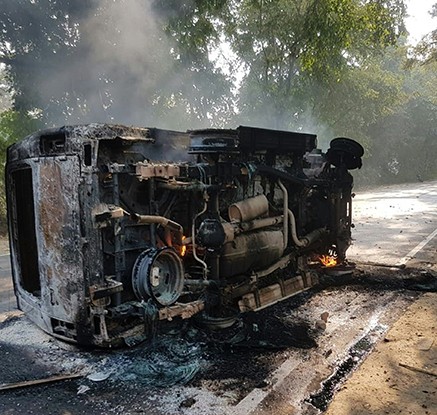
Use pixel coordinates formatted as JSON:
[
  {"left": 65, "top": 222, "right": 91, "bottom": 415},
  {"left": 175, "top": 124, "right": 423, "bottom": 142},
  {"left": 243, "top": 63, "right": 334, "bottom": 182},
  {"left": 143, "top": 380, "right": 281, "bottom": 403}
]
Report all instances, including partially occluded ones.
[
  {"left": 6, "top": 123, "right": 364, "bottom": 347},
  {"left": 33, "top": 157, "right": 83, "bottom": 322},
  {"left": 7, "top": 157, "right": 83, "bottom": 341}
]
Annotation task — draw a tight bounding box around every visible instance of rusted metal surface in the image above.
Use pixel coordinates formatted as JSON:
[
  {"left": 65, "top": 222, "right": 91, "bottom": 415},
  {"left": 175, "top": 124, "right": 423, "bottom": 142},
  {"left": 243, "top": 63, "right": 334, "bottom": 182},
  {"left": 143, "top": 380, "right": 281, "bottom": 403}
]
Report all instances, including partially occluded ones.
[{"left": 6, "top": 123, "right": 363, "bottom": 347}]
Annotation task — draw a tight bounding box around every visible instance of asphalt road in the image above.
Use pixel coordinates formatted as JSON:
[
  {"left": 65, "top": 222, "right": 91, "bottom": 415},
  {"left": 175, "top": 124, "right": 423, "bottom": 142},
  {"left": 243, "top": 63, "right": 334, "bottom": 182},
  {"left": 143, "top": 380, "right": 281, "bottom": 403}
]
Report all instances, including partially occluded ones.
[
  {"left": 0, "top": 253, "right": 14, "bottom": 313},
  {"left": 348, "top": 180, "right": 437, "bottom": 269}
]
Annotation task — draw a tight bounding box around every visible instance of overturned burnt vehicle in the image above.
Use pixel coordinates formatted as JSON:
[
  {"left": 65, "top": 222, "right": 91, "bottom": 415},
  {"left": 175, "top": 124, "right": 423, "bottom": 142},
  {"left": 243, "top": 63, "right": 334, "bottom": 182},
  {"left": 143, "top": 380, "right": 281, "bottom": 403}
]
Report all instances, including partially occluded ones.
[{"left": 6, "top": 124, "right": 363, "bottom": 347}]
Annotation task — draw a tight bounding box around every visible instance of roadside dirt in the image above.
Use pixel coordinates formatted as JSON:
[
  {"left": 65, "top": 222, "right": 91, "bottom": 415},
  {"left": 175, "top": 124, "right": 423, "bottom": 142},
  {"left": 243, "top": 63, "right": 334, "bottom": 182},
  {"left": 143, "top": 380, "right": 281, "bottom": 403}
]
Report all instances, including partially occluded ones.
[{"left": 325, "top": 292, "right": 436, "bottom": 415}]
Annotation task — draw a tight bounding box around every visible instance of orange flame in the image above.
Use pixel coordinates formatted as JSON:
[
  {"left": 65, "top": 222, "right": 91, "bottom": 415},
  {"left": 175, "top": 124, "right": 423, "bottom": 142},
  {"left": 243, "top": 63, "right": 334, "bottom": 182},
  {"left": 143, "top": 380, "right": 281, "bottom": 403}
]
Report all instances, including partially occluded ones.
[
  {"left": 319, "top": 255, "right": 338, "bottom": 267},
  {"left": 180, "top": 236, "right": 187, "bottom": 257}
]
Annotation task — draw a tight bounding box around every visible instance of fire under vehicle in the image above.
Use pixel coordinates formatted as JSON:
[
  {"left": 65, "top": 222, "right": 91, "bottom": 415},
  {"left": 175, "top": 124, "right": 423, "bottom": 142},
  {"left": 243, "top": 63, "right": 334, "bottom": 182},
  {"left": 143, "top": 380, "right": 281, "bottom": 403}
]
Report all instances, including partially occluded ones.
[{"left": 6, "top": 124, "right": 364, "bottom": 347}]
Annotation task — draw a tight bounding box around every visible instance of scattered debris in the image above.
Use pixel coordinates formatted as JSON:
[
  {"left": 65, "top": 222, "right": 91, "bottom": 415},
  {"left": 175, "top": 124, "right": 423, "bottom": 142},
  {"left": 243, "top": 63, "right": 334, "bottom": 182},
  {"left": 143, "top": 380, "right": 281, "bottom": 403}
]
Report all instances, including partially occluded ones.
[
  {"left": 416, "top": 338, "right": 434, "bottom": 351},
  {"left": 320, "top": 311, "right": 329, "bottom": 322},
  {"left": 399, "top": 362, "right": 437, "bottom": 378},
  {"left": 315, "top": 320, "right": 327, "bottom": 331},
  {"left": 0, "top": 373, "right": 82, "bottom": 391},
  {"left": 77, "top": 385, "right": 90, "bottom": 395},
  {"left": 179, "top": 397, "right": 196, "bottom": 408},
  {"left": 87, "top": 371, "right": 113, "bottom": 382},
  {"left": 324, "top": 349, "right": 333, "bottom": 358},
  {"left": 354, "top": 260, "right": 406, "bottom": 269}
]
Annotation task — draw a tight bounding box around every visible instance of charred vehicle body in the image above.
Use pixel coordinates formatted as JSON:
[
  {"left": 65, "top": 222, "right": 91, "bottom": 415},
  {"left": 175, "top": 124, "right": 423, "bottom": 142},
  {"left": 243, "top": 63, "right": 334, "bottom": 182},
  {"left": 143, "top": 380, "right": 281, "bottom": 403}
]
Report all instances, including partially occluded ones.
[{"left": 6, "top": 124, "right": 364, "bottom": 347}]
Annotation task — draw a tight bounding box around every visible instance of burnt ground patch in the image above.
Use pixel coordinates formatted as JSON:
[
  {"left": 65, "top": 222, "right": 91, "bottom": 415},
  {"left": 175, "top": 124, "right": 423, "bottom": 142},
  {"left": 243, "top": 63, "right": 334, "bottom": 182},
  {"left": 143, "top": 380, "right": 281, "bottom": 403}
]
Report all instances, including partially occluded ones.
[
  {"left": 0, "top": 342, "right": 59, "bottom": 384},
  {"left": 320, "top": 266, "right": 437, "bottom": 292},
  {"left": 186, "top": 291, "right": 320, "bottom": 401},
  {"left": 307, "top": 325, "right": 383, "bottom": 411}
]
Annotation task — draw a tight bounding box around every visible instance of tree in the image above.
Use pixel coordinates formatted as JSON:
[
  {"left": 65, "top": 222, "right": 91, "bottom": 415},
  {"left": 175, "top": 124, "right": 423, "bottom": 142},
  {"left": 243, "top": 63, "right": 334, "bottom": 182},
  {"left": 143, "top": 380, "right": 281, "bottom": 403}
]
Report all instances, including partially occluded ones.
[
  {"left": 412, "top": 3, "right": 437, "bottom": 65},
  {"left": 0, "top": 66, "right": 12, "bottom": 112},
  {"left": 361, "top": 57, "right": 437, "bottom": 185},
  {"left": 379, "top": 2, "right": 437, "bottom": 185},
  {"left": 218, "top": 0, "right": 407, "bottom": 130},
  {"left": 0, "top": 109, "right": 41, "bottom": 233}
]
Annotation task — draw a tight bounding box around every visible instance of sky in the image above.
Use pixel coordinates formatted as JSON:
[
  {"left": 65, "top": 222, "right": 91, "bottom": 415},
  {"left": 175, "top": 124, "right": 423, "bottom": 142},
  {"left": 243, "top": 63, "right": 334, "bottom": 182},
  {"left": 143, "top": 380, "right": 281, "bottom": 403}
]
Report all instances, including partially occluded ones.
[{"left": 406, "top": 0, "right": 436, "bottom": 43}]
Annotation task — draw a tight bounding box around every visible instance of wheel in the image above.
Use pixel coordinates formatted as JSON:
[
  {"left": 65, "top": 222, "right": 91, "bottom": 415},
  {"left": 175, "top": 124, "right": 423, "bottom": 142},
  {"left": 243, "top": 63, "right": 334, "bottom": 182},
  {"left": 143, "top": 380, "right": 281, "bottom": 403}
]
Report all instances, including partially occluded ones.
[
  {"left": 327, "top": 137, "right": 364, "bottom": 170},
  {"left": 132, "top": 247, "right": 184, "bottom": 306}
]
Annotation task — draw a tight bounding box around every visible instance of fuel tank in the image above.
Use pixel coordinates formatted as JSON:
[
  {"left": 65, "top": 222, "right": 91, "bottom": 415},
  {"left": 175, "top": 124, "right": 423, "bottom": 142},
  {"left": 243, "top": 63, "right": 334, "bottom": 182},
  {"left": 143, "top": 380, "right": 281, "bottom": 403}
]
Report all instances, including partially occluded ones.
[{"left": 220, "top": 229, "right": 285, "bottom": 277}]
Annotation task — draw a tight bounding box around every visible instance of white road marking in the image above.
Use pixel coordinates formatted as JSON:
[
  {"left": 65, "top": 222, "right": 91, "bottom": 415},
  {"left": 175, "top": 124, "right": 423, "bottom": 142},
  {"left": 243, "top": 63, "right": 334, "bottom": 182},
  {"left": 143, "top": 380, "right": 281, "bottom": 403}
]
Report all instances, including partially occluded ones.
[
  {"left": 230, "top": 357, "right": 300, "bottom": 415},
  {"left": 397, "top": 227, "right": 437, "bottom": 266}
]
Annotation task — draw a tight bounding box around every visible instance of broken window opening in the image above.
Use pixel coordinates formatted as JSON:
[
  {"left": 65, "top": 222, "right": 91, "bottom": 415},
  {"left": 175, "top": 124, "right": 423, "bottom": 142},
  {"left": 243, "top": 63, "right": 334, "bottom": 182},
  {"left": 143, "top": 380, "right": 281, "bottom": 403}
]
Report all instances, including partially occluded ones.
[
  {"left": 83, "top": 143, "right": 92, "bottom": 166},
  {"left": 39, "top": 132, "right": 66, "bottom": 155},
  {"left": 11, "top": 168, "right": 41, "bottom": 296}
]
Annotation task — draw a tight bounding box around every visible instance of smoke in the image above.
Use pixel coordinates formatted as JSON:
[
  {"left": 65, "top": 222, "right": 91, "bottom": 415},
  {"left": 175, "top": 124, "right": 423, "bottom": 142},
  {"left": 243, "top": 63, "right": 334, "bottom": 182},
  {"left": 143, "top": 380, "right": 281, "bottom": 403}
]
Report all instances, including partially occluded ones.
[
  {"left": 7, "top": 0, "right": 335, "bottom": 148},
  {"left": 76, "top": 0, "right": 171, "bottom": 124},
  {"left": 31, "top": 0, "right": 333, "bottom": 143},
  {"left": 34, "top": 0, "right": 232, "bottom": 130}
]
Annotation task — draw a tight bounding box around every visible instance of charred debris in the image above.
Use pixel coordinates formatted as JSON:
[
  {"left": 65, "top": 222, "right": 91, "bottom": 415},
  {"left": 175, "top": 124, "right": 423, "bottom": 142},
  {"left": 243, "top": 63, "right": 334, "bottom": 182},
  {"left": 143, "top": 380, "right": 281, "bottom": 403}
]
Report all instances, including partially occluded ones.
[{"left": 6, "top": 124, "right": 364, "bottom": 347}]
